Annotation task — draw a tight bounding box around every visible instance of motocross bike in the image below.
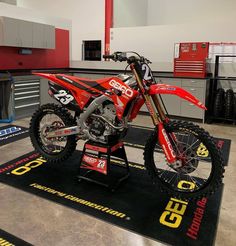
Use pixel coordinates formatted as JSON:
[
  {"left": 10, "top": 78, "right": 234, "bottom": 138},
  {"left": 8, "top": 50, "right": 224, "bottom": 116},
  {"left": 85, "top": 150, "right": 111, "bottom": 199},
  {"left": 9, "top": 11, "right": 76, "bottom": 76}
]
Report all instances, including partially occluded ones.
[{"left": 29, "top": 51, "right": 224, "bottom": 199}]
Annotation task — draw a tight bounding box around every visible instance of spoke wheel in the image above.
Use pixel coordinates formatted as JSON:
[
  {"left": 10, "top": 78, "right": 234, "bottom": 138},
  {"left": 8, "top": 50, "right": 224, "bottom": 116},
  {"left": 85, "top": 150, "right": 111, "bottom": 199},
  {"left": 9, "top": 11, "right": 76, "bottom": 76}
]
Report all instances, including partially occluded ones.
[
  {"left": 144, "top": 121, "right": 224, "bottom": 200},
  {"left": 29, "top": 103, "right": 77, "bottom": 163}
]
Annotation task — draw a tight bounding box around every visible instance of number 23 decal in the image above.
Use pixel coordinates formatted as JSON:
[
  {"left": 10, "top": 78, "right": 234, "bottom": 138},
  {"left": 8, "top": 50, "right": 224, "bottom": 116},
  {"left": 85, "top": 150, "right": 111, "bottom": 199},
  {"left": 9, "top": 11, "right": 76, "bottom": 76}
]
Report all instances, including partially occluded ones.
[
  {"left": 142, "top": 64, "right": 152, "bottom": 81},
  {"left": 97, "top": 160, "right": 106, "bottom": 169},
  {"left": 54, "top": 90, "right": 74, "bottom": 105}
]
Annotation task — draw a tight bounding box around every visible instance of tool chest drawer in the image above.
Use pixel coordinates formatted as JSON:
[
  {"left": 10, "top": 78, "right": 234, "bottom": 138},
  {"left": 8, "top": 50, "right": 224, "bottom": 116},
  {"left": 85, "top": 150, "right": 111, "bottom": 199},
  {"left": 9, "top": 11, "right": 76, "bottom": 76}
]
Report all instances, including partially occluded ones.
[{"left": 13, "top": 76, "right": 40, "bottom": 119}]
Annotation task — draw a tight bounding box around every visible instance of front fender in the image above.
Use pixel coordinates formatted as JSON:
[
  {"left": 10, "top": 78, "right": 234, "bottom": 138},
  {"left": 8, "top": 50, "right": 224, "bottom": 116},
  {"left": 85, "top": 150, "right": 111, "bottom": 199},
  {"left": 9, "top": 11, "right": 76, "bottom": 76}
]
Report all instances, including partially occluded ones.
[{"left": 149, "top": 84, "right": 207, "bottom": 110}]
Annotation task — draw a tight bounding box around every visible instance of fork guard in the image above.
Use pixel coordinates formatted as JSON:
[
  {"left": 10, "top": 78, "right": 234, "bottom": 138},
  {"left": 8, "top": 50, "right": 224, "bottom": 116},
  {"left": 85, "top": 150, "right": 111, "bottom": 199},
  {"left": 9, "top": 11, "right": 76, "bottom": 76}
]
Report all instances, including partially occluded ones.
[{"left": 149, "top": 84, "right": 207, "bottom": 110}]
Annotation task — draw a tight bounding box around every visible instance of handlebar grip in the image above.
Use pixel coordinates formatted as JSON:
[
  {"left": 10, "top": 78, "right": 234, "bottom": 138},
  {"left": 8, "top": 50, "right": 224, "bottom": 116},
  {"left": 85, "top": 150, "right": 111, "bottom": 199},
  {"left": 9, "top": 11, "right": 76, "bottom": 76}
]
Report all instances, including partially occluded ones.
[{"left": 103, "top": 54, "right": 115, "bottom": 59}]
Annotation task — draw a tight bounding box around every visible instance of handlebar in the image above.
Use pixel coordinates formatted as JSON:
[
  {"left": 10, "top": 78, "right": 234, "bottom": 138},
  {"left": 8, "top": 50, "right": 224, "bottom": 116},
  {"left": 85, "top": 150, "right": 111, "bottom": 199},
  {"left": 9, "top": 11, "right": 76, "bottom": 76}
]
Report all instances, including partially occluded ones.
[
  {"left": 103, "top": 54, "right": 115, "bottom": 60},
  {"left": 103, "top": 52, "right": 128, "bottom": 62},
  {"left": 103, "top": 51, "right": 152, "bottom": 64}
]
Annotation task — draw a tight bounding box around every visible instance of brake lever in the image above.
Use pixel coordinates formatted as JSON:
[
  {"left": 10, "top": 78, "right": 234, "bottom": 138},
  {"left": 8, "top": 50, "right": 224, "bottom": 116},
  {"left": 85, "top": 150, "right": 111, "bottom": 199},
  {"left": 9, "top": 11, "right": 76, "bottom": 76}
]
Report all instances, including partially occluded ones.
[
  {"left": 145, "top": 58, "right": 152, "bottom": 64},
  {"left": 140, "top": 56, "right": 152, "bottom": 64}
]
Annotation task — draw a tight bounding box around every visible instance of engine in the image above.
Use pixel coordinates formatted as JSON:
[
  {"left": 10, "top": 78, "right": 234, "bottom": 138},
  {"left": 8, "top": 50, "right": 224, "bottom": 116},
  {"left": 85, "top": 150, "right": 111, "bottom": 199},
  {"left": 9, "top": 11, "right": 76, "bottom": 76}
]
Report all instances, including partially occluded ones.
[{"left": 80, "top": 101, "right": 127, "bottom": 144}]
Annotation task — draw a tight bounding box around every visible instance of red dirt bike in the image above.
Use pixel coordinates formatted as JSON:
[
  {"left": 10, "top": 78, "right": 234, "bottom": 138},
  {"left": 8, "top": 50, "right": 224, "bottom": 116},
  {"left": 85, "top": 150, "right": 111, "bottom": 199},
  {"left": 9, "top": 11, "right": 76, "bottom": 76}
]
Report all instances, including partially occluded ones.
[{"left": 29, "top": 51, "right": 224, "bottom": 199}]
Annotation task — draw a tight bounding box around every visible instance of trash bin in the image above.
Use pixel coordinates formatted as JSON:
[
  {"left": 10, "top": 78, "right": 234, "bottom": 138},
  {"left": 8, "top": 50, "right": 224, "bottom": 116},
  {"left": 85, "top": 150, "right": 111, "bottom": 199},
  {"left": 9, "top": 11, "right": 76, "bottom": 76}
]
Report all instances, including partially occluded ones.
[{"left": 0, "top": 71, "right": 13, "bottom": 123}]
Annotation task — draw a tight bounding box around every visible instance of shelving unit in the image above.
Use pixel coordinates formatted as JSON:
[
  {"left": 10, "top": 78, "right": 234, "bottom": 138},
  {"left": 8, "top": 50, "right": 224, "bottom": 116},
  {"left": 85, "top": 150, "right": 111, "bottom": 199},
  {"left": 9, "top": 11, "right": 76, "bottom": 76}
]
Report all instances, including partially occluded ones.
[{"left": 207, "top": 55, "right": 236, "bottom": 124}]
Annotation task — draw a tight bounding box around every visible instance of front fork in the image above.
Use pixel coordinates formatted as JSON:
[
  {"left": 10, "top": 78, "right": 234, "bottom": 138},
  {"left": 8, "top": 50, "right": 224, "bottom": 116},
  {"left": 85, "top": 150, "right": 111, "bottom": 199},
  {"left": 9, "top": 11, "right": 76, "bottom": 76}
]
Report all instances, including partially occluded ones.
[
  {"left": 131, "top": 64, "right": 177, "bottom": 164},
  {"left": 147, "top": 95, "right": 178, "bottom": 164},
  {"left": 158, "top": 122, "right": 177, "bottom": 163}
]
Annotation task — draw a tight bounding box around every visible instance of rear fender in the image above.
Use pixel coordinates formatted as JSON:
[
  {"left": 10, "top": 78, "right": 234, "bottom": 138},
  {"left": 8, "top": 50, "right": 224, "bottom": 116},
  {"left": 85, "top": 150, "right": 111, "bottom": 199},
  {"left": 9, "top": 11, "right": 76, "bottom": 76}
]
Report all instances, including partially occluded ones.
[
  {"left": 149, "top": 84, "right": 207, "bottom": 110},
  {"left": 33, "top": 73, "right": 84, "bottom": 111},
  {"left": 32, "top": 72, "right": 56, "bottom": 81}
]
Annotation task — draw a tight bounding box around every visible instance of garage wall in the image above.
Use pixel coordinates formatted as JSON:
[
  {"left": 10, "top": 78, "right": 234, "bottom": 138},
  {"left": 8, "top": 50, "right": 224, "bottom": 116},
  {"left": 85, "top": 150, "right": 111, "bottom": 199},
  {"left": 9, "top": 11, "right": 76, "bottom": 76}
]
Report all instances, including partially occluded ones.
[
  {"left": 0, "top": 3, "right": 71, "bottom": 29},
  {"left": 110, "top": 20, "right": 236, "bottom": 72},
  {"left": 113, "top": 0, "right": 148, "bottom": 27},
  {"left": 147, "top": 0, "right": 236, "bottom": 25},
  {"left": 110, "top": 0, "right": 236, "bottom": 75},
  {"left": 17, "top": 0, "right": 105, "bottom": 61}
]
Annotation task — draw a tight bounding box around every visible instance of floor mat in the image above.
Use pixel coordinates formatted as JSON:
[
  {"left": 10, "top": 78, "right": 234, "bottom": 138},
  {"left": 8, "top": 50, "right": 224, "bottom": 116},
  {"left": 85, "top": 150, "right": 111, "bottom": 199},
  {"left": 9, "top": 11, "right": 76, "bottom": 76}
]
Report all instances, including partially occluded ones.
[
  {"left": 0, "top": 151, "right": 223, "bottom": 246},
  {"left": 0, "top": 125, "right": 29, "bottom": 146},
  {"left": 124, "top": 125, "right": 231, "bottom": 166},
  {"left": 0, "top": 228, "right": 32, "bottom": 245}
]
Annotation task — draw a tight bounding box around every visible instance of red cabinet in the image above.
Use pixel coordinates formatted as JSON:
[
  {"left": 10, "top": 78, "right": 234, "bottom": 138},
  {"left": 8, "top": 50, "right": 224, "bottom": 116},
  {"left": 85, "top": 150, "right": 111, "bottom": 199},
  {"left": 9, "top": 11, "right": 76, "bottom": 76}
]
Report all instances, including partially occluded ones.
[{"left": 174, "top": 42, "right": 209, "bottom": 78}]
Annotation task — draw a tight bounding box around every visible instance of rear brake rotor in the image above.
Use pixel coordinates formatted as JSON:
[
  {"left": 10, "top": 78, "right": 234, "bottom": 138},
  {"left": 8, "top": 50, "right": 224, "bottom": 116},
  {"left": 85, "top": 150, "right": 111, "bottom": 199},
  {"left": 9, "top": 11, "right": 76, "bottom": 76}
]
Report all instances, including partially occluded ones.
[{"left": 41, "top": 121, "right": 65, "bottom": 145}]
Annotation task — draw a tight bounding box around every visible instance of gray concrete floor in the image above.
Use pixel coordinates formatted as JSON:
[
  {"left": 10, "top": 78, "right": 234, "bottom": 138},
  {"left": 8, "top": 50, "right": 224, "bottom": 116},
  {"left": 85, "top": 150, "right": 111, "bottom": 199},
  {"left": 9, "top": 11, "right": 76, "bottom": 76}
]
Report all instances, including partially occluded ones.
[{"left": 0, "top": 115, "right": 235, "bottom": 246}]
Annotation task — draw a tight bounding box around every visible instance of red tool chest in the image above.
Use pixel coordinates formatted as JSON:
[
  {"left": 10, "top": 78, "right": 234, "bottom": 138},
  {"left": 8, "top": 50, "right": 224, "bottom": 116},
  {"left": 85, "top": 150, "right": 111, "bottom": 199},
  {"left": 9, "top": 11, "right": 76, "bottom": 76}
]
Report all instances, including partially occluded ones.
[{"left": 174, "top": 42, "right": 209, "bottom": 78}]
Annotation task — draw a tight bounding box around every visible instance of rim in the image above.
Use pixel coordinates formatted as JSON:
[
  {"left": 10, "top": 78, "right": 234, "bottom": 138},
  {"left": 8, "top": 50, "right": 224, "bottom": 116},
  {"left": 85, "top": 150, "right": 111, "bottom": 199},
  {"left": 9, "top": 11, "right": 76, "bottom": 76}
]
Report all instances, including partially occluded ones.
[
  {"left": 153, "top": 130, "right": 213, "bottom": 193},
  {"left": 38, "top": 113, "right": 68, "bottom": 154}
]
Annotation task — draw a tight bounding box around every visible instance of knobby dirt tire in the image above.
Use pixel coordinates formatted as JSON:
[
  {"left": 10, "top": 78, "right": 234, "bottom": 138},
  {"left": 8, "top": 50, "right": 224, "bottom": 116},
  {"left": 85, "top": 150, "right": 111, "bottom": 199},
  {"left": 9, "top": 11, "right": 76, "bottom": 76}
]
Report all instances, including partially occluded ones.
[
  {"left": 29, "top": 103, "right": 77, "bottom": 163},
  {"left": 144, "top": 120, "right": 225, "bottom": 200},
  {"left": 225, "top": 89, "right": 234, "bottom": 119},
  {"left": 213, "top": 88, "right": 225, "bottom": 117}
]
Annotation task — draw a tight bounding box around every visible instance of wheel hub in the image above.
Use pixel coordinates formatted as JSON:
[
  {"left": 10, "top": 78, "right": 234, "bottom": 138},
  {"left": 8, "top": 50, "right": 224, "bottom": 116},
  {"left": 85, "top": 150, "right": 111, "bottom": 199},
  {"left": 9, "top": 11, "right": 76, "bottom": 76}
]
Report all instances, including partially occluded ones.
[
  {"left": 169, "top": 143, "right": 199, "bottom": 174},
  {"left": 41, "top": 121, "right": 65, "bottom": 144}
]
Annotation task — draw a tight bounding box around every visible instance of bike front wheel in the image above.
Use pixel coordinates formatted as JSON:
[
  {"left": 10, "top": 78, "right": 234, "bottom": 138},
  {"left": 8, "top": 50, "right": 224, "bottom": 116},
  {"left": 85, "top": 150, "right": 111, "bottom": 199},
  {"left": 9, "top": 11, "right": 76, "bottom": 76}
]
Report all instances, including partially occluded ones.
[{"left": 144, "top": 120, "right": 225, "bottom": 200}]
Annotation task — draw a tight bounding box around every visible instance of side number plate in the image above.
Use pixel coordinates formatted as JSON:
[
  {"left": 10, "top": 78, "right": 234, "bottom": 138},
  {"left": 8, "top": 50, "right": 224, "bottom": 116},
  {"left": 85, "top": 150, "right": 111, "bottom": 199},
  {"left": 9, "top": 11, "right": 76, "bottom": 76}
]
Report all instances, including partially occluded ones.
[{"left": 54, "top": 90, "right": 74, "bottom": 105}]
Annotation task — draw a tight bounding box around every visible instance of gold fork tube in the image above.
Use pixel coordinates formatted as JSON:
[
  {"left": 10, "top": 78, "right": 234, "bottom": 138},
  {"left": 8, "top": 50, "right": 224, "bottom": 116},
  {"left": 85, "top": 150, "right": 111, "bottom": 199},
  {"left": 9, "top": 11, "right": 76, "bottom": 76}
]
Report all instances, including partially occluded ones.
[
  {"left": 151, "top": 95, "right": 166, "bottom": 121},
  {"left": 132, "top": 67, "right": 160, "bottom": 125}
]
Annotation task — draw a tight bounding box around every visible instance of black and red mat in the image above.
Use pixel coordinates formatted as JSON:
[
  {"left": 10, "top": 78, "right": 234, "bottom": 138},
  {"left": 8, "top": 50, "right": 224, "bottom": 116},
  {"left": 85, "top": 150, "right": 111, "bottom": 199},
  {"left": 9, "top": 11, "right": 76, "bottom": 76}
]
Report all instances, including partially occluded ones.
[
  {"left": 0, "top": 228, "right": 32, "bottom": 245},
  {"left": 0, "top": 125, "right": 29, "bottom": 146},
  {"left": 0, "top": 151, "right": 225, "bottom": 246},
  {"left": 124, "top": 125, "right": 231, "bottom": 166}
]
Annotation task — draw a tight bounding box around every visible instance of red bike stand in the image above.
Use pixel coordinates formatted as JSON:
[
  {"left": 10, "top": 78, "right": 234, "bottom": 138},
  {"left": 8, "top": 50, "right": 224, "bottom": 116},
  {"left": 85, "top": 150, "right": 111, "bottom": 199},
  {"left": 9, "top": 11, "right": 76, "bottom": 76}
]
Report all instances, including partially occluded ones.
[{"left": 77, "top": 140, "right": 130, "bottom": 191}]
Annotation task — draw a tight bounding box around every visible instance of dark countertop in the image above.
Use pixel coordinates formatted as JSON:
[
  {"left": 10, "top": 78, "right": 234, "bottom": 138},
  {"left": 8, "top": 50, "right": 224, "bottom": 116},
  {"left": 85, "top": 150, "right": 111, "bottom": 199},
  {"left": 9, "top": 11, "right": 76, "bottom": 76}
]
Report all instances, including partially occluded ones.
[
  {"left": 1, "top": 67, "right": 213, "bottom": 80},
  {"left": 6, "top": 68, "right": 70, "bottom": 76}
]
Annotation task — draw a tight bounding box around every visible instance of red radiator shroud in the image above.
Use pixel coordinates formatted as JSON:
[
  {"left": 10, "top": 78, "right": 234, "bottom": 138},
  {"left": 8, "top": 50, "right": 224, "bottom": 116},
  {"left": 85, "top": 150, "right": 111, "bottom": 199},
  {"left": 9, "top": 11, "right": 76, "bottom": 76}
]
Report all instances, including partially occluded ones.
[{"left": 174, "top": 42, "right": 209, "bottom": 78}]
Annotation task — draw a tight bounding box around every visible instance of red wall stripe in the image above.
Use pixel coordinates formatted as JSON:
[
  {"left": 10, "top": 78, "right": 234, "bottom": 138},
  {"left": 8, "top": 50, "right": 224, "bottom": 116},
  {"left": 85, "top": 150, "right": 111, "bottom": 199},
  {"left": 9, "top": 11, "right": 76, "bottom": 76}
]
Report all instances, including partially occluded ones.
[
  {"left": 104, "top": 0, "right": 113, "bottom": 56},
  {"left": 0, "top": 28, "right": 69, "bottom": 70}
]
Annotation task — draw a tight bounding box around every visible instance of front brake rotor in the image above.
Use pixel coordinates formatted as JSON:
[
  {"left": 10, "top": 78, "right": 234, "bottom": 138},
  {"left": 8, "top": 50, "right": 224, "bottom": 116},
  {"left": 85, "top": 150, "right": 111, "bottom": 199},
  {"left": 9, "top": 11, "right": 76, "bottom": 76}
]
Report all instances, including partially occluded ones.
[{"left": 175, "top": 143, "right": 199, "bottom": 174}]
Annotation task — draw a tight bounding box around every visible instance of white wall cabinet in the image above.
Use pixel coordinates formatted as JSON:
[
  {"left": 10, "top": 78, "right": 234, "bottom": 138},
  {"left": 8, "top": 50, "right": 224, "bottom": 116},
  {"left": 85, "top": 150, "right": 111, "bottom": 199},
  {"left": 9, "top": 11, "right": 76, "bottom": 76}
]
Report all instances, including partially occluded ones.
[
  {"left": 32, "top": 23, "right": 55, "bottom": 49},
  {"left": 0, "top": 16, "right": 55, "bottom": 49},
  {"left": 19, "top": 19, "right": 33, "bottom": 48},
  {"left": 32, "top": 22, "right": 44, "bottom": 48},
  {"left": 155, "top": 77, "right": 207, "bottom": 122},
  {"left": 0, "top": 16, "right": 19, "bottom": 47},
  {"left": 44, "top": 25, "right": 55, "bottom": 49}
]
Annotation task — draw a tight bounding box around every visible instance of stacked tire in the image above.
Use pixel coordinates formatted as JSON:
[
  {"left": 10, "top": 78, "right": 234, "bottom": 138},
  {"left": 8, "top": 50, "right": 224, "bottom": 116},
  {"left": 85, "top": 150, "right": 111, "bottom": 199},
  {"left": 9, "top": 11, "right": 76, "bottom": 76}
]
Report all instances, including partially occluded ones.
[
  {"left": 225, "top": 89, "right": 234, "bottom": 119},
  {"left": 213, "top": 88, "right": 236, "bottom": 119},
  {"left": 213, "top": 88, "right": 225, "bottom": 118}
]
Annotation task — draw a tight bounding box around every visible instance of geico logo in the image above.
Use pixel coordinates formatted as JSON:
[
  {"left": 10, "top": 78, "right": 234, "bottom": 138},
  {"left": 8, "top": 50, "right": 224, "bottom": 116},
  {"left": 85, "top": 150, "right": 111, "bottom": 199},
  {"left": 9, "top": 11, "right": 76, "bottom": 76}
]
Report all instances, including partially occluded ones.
[
  {"left": 11, "top": 157, "right": 47, "bottom": 175},
  {"left": 177, "top": 180, "right": 196, "bottom": 190},
  {"left": 0, "top": 237, "right": 14, "bottom": 246},
  {"left": 109, "top": 80, "right": 133, "bottom": 97},
  {"left": 84, "top": 156, "right": 97, "bottom": 164},
  {"left": 159, "top": 181, "right": 196, "bottom": 228},
  {"left": 196, "top": 143, "right": 209, "bottom": 157},
  {"left": 161, "top": 129, "right": 176, "bottom": 158},
  {"left": 0, "top": 126, "right": 21, "bottom": 137}
]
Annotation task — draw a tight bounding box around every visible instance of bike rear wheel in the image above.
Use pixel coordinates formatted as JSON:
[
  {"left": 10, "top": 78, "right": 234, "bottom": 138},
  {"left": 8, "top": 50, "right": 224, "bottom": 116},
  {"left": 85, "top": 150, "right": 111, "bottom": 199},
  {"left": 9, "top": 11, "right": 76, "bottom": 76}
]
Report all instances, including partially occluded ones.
[
  {"left": 29, "top": 103, "right": 77, "bottom": 163},
  {"left": 144, "top": 120, "right": 224, "bottom": 200}
]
